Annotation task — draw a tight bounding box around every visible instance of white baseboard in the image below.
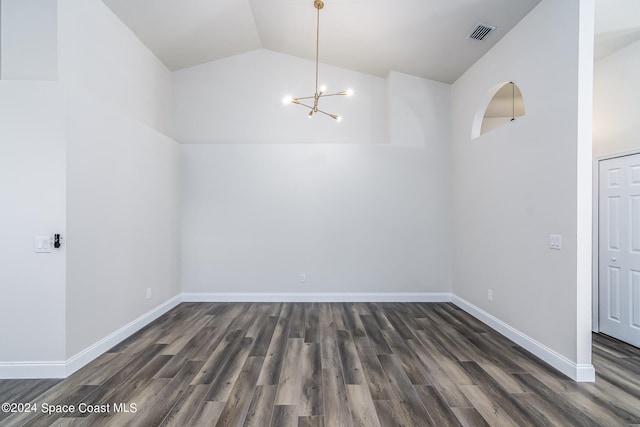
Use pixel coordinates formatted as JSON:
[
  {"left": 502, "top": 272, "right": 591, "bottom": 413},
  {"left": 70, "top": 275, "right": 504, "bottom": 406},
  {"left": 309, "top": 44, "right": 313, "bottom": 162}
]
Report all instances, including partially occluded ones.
[
  {"left": 65, "top": 294, "right": 183, "bottom": 377},
  {"left": 0, "top": 295, "right": 182, "bottom": 379},
  {"left": 1, "top": 292, "right": 597, "bottom": 383},
  {"left": 181, "top": 292, "right": 453, "bottom": 303},
  {"left": 0, "top": 361, "right": 67, "bottom": 380},
  {"left": 451, "top": 295, "right": 595, "bottom": 382}
]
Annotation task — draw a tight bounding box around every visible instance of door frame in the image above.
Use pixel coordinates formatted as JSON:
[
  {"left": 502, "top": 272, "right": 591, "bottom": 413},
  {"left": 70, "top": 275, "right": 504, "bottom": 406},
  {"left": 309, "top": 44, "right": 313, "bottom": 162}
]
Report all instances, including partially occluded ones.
[{"left": 593, "top": 148, "right": 640, "bottom": 332}]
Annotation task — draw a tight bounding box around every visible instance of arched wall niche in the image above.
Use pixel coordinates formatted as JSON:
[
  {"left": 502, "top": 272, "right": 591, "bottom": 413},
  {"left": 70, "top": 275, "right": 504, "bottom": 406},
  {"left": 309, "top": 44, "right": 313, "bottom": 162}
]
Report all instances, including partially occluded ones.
[{"left": 471, "top": 81, "right": 525, "bottom": 139}]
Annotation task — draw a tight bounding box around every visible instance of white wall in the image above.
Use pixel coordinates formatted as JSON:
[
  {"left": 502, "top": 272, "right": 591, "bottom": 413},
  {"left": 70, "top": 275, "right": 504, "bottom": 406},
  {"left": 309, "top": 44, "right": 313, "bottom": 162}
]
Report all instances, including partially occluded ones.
[
  {"left": 593, "top": 40, "right": 640, "bottom": 157},
  {"left": 65, "top": 96, "right": 181, "bottom": 357},
  {"left": 177, "top": 55, "right": 452, "bottom": 296},
  {"left": 182, "top": 143, "right": 450, "bottom": 296},
  {"left": 172, "top": 49, "right": 387, "bottom": 144},
  {"left": 0, "top": 0, "right": 57, "bottom": 80},
  {"left": 451, "top": 0, "right": 594, "bottom": 379},
  {"left": 58, "top": 0, "right": 172, "bottom": 136},
  {"left": 387, "top": 71, "right": 451, "bottom": 149},
  {"left": 59, "top": 0, "right": 181, "bottom": 359},
  {"left": 0, "top": 82, "right": 66, "bottom": 366},
  {"left": 591, "top": 2, "right": 640, "bottom": 333}
]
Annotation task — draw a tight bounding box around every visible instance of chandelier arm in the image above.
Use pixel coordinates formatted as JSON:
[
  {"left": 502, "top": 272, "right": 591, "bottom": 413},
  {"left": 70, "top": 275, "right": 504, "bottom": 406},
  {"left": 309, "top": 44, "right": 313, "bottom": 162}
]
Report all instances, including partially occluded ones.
[
  {"left": 292, "top": 95, "right": 316, "bottom": 101},
  {"left": 318, "top": 92, "right": 349, "bottom": 98},
  {"left": 315, "top": 108, "right": 339, "bottom": 119},
  {"left": 292, "top": 100, "right": 315, "bottom": 109}
]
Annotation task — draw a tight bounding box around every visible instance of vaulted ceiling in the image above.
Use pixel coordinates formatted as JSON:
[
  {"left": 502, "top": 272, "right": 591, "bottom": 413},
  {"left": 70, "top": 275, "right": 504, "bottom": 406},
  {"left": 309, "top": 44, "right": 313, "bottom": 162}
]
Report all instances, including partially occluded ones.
[
  {"left": 101, "top": 0, "right": 543, "bottom": 84},
  {"left": 594, "top": 0, "right": 640, "bottom": 60},
  {"left": 100, "top": 0, "right": 638, "bottom": 83}
]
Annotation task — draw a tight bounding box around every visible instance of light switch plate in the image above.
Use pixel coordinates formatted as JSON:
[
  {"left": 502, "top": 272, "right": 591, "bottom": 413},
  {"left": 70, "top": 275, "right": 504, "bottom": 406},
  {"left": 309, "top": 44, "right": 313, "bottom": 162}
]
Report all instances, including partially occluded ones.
[{"left": 35, "top": 236, "right": 52, "bottom": 253}]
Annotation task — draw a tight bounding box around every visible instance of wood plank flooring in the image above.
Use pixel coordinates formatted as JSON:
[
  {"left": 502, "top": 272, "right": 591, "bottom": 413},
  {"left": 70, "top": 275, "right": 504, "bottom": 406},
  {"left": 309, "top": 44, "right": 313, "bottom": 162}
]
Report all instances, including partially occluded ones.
[{"left": 1, "top": 302, "right": 640, "bottom": 426}]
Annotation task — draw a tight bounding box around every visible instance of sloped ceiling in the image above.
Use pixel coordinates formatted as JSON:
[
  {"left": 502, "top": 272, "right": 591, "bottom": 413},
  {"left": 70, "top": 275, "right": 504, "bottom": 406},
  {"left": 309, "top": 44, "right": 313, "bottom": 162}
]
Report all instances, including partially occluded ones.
[
  {"left": 594, "top": 0, "right": 640, "bottom": 60},
  {"left": 101, "top": 0, "right": 543, "bottom": 83}
]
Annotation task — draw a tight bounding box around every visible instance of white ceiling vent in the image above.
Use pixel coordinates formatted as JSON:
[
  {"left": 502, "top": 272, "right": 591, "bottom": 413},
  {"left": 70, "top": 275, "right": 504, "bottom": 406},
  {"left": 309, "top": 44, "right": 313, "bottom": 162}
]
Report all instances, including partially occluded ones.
[{"left": 467, "top": 23, "right": 496, "bottom": 42}]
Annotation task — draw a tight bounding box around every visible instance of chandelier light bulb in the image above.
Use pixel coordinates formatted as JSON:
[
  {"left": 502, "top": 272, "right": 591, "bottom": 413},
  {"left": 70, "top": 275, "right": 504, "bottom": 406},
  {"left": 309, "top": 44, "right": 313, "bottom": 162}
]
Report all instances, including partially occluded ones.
[
  {"left": 320, "top": 85, "right": 327, "bottom": 94},
  {"left": 282, "top": 95, "right": 294, "bottom": 105},
  {"left": 345, "top": 89, "right": 354, "bottom": 97}
]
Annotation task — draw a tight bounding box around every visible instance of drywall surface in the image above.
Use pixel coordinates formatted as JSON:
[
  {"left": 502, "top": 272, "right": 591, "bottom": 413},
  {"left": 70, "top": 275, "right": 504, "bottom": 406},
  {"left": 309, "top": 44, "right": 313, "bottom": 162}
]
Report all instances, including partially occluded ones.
[
  {"left": 0, "top": 0, "right": 57, "bottom": 80},
  {"left": 181, "top": 143, "right": 451, "bottom": 295},
  {"left": 593, "top": 40, "right": 640, "bottom": 157},
  {"left": 451, "top": 0, "right": 593, "bottom": 372},
  {"left": 65, "top": 96, "right": 181, "bottom": 358},
  {"left": 0, "top": 82, "right": 66, "bottom": 363},
  {"left": 58, "top": 0, "right": 172, "bottom": 136},
  {"left": 172, "top": 49, "right": 387, "bottom": 144},
  {"left": 387, "top": 71, "right": 451, "bottom": 148},
  {"left": 177, "top": 58, "right": 453, "bottom": 296},
  {"left": 59, "top": 0, "right": 181, "bottom": 359},
  {"left": 174, "top": 46, "right": 453, "bottom": 296}
]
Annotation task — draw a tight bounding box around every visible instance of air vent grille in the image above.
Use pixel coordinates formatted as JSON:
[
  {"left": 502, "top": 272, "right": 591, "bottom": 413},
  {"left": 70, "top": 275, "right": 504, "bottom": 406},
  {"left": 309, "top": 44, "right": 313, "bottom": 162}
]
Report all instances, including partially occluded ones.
[{"left": 468, "top": 23, "right": 496, "bottom": 42}]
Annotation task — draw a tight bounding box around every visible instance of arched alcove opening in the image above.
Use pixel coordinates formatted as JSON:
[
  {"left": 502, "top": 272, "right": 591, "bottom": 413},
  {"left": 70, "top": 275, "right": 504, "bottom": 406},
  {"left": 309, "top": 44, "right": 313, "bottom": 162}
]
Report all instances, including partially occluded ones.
[{"left": 471, "top": 82, "right": 525, "bottom": 139}]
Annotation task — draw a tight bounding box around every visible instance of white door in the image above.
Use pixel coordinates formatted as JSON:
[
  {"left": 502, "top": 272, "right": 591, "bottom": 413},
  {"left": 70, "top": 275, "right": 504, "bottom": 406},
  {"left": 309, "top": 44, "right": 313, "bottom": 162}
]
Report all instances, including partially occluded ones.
[{"left": 599, "top": 154, "right": 640, "bottom": 347}]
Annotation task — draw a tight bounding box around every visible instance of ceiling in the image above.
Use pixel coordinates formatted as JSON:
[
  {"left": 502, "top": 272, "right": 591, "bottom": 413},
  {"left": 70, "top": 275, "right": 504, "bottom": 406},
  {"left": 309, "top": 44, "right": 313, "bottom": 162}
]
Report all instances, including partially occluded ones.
[
  {"left": 101, "top": 0, "right": 543, "bottom": 84},
  {"left": 594, "top": 0, "right": 640, "bottom": 60},
  {"left": 101, "top": 0, "right": 638, "bottom": 83}
]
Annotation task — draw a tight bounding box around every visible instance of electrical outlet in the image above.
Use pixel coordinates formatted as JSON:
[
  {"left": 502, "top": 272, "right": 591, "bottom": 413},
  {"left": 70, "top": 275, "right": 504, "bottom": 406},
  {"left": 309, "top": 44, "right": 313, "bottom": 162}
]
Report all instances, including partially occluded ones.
[
  {"left": 487, "top": 289, "right": 493, "bottom": 302},
  {"left": 146, "top": 288, "right": 152, "bottom": 299},
  {"left": 550, "top": 234, "right": 562, "bottom": 250},
  {"left": 299, "top": 273, "right": 306, "bottom": 283}
]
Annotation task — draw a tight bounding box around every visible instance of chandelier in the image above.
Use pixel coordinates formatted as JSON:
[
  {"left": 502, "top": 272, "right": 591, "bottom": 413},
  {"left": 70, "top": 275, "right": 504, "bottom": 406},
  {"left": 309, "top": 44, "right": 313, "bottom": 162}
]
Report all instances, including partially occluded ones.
[{"left": 283, "top": 0, "right": 353, "bottom": 121}]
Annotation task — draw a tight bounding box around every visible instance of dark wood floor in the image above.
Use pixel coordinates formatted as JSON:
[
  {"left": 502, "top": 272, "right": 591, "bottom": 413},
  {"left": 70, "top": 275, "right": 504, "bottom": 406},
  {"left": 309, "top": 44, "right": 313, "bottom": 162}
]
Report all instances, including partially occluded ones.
[{"left": 1, "top": 302, "right": 639, "bottom": 426}]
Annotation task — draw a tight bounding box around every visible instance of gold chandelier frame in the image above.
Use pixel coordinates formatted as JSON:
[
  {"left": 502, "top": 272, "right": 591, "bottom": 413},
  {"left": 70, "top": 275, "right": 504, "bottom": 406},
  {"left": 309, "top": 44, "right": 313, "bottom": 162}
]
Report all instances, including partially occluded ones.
[{"left": 283, "top": 0, "right": 353, "bottom": 121}]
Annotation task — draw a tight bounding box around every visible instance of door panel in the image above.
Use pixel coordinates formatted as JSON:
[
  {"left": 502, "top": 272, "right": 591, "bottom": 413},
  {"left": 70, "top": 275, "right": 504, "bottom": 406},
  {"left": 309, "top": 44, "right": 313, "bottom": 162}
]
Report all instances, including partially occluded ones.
[
  {"left": 608, "top": 196, "right": 620, "bottom": 251},
  {"left": 607, "top": 266, "right": 621, "bottom": 322},
  {"left": 631, "top": 270, "right": 640, "bottom": 329},
  {"left": 599, "top": 155, "right": 640, "bottom": 347},
  {"left": 632, "top": 196, "right": 640, "bottom": 252}
]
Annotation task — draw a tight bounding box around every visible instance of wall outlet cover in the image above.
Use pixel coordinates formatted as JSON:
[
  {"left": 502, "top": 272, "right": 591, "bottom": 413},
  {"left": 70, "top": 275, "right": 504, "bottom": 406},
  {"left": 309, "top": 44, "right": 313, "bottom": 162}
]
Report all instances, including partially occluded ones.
[{"left": 550, "top": 234, "right": 562, "bottom": 250}]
